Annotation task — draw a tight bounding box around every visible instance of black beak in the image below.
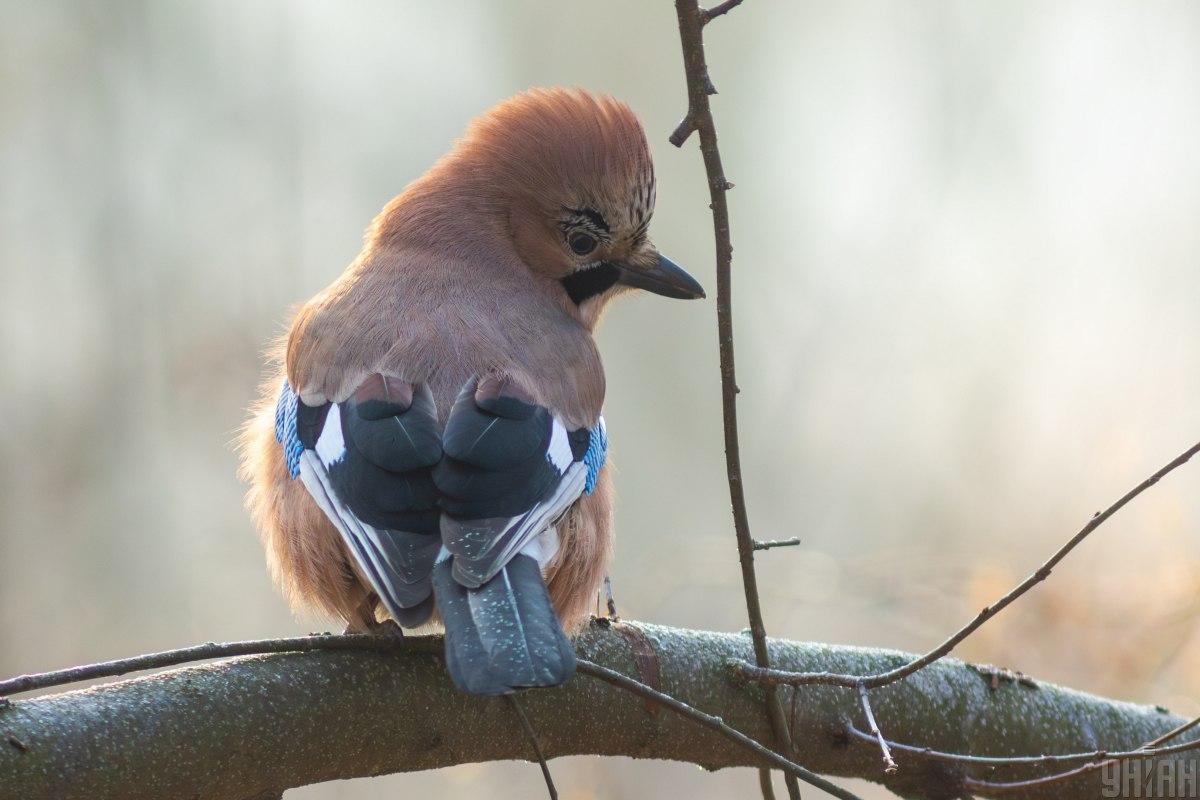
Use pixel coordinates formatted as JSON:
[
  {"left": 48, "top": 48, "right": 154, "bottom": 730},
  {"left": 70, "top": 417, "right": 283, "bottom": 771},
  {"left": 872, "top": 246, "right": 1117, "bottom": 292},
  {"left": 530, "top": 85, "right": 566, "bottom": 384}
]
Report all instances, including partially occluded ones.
[{"left": 615, "top": 253, "right": 706, "bottom": 300}]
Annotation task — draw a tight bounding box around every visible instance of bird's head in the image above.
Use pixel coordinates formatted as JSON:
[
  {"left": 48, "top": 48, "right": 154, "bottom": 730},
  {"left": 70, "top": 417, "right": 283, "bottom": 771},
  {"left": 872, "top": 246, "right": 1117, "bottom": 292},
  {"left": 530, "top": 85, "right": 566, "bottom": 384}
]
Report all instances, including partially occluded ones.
[{"left": 454, "top": 88, "right": 705, "bottom": 322}]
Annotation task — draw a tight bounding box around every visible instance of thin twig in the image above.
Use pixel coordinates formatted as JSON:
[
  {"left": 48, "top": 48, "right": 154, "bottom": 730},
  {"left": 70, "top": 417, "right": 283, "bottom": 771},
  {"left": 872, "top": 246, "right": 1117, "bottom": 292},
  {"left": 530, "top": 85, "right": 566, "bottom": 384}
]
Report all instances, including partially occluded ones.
[
  {"left": 752, "top": 537, "right": 802, "bottom": 552},
  {"left": 958, "top": 711, "right": 1200, "bottom": 794},
  {"left": 841, "top": 711, "right": 1200, "bottom": 795},
  {"left": 669, "top": 115, "right": 698, "bottom": 147},
  {"left": 844, "top": 721, "right": 1200, "bottom": 768},
  {"left": 506, "top": 695, "right": 558, "bottom": 800},
  {"left": 738, "top": 440, "right": 1200, "bottom": 689},
  {"left": 1145, "top": 712, "right": 1200, "bottom": 748},
  {"left": 960, "top": 762, "right": 1101, "bottom": 795},
  {"left": 670, "top": 3, "right": 807, "bottom": 799},
  {"left": 700, "top": 0, "right": 746, "bottom": 25},
  {"left": 0, "top": 633, "right": 433, "bottom": 699},
  {"left": 857, "top": 683, "right": 897, "bottom": 774},
  {"left": 575, "top": 659, "right": 864, "bottom": 800},
  {"left": 757, "top": 768, "right": 778, "bottom": 800}
]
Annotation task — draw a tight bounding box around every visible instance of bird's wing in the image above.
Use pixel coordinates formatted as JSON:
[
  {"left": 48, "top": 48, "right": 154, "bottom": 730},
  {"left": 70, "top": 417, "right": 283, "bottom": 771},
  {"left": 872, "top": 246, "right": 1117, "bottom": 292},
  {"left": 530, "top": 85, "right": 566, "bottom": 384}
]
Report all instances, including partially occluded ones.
[
  {"left": 432, "top": 375, "right": 608, "bottom": 589},
  {"left": 275, "top": 373, "right": 443, "bottom": 627}
]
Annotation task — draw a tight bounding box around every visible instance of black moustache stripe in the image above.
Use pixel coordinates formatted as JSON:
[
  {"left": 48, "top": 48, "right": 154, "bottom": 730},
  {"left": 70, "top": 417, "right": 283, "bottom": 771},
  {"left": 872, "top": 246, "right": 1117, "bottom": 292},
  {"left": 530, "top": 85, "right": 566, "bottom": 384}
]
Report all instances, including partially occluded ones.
[{"left": 561, "top": 262, "right": 620, "bottom": 305}]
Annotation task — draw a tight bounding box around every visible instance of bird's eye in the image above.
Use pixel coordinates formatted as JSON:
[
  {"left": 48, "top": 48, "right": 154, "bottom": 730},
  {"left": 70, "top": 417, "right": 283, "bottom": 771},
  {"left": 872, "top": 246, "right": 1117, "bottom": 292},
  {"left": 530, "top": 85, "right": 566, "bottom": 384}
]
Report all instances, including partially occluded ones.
[{"left": 567, "top": 231, "right": 597, "bottom": 256}]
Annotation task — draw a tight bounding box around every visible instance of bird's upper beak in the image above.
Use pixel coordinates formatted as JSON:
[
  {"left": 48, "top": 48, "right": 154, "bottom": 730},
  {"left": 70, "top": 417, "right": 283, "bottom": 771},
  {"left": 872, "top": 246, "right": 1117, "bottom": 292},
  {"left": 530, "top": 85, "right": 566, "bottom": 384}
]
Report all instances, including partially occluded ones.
[{"left": 613, "top": 253, "right": 706, "bottom": 300}]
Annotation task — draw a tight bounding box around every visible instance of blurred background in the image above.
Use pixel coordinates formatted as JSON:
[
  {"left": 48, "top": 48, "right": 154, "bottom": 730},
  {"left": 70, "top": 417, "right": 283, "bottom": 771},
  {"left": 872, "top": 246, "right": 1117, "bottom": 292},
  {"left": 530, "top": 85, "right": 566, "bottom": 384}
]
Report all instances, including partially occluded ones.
[{"left": 3, "top": 1, "right": 1199, "bottom": 797}]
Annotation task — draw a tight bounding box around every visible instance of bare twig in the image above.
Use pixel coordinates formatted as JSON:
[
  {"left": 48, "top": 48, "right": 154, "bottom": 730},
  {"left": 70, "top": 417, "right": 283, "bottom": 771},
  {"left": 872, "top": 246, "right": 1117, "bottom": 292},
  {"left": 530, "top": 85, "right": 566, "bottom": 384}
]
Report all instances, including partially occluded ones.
[
  {"left": 752, "top": 537, "right": 802, "bottom": 552},
  {"left": 757, "top": 768, "right": 778, "bottom": 800},
  {"left": 845, "top": 721, "right": 1200, "bottom": 768},
  {"left": 840, "top": 708, "right": 1200, "bottom": 794},
  {"left": 575, "top": 659, "right": 864, "bottom": 800},
  {"left": 1145, "top": 712, "right": 1200, "bottom": 748},
  {"left": 506, "top": 695, "right": 558, "bottom": 800},
  {"left": 670, "top": 2, "right": 810, "bottom": 798},
  {"left": 669, "top": 2, "right": 739, "bottom": 147},
  {"left": 669, "top": 116, "right": 697, "bottom": 148},
  {"left": 700, "top": 0, "right": 746, "bottom": 25},
  {"left": 0, "top": 633, "right": 431, "bottom": 699},
  {"left": 739, "top": 440, "right": 1200, "bottom": 690},
  {"left": 857, "top": 683, "right": 897, "bottom": 774},
  {"left": 960, "top": 763, "right": 1103, "bottom": 795},
  {"left": 956, "top": 711, "right": 1200, "bottom": 795}
]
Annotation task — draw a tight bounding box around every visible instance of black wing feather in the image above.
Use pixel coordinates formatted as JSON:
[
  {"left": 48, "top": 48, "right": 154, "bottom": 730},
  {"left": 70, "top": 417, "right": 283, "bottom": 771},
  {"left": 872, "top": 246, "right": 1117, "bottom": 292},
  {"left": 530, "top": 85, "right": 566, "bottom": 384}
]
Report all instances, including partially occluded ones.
[{"left": 293, "top": 376, "right": 443, "bottom": 627}]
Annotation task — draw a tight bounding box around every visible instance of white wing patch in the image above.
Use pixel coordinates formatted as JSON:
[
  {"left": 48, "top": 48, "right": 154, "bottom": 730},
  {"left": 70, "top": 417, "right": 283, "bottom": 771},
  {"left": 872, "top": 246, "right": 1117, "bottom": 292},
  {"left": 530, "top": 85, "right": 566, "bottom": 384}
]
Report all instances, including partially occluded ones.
[
  {"left": 546, "top": 418, "right": 574, "bottom": 471},
  {"left": 314, "top": 403, "right": 345, "bottom": 466},
  {"left": 299, "top": 450, "right": 424, "bottom": 621}
]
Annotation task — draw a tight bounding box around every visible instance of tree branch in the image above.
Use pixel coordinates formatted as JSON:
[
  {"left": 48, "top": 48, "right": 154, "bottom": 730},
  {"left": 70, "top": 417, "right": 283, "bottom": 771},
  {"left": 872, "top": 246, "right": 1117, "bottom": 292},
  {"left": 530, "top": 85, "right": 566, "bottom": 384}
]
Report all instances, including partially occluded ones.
[
  {"left": 669, "top": 2, "right": 804, "bottom": 798},
  {"left": 738, "top": 439, "right": 1200, "bottom": 690},
  {"left": 2, "top": 620, "right": 1195, "bottom": 800}
]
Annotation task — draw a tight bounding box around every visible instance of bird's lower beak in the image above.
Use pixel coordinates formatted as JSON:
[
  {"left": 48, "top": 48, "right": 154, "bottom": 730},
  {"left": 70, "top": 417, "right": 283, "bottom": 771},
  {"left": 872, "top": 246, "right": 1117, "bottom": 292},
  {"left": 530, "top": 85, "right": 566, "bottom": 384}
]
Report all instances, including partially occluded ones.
[{"left": 615, "top": 253, "right": 706, "bottom": 300}]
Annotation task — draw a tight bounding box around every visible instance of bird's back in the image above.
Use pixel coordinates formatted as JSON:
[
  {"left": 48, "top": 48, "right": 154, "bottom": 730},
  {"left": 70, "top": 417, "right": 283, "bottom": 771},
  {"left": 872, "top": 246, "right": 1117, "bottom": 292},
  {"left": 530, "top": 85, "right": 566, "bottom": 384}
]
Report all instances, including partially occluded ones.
[
  {"left": 285, "top": 243, "right": 605, "bottom": 430},
  {"left": 239, "top": 239, "right": 613, "bottom": 693}
]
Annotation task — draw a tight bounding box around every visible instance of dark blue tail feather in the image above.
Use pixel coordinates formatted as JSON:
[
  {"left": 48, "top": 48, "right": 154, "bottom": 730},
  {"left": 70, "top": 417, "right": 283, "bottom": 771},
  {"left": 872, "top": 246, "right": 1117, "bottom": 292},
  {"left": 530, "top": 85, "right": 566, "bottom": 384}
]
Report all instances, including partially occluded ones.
[{"left": 433, "top": 554, "right": 576, "bottom": 695}]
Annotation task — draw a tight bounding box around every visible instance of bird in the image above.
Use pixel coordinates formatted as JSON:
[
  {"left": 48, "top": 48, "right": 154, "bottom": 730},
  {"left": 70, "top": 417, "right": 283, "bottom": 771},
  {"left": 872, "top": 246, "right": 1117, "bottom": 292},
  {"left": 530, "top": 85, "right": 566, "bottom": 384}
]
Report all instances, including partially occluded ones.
[{"left": 238, "top": 87, "right": 704, "bottom": 695}]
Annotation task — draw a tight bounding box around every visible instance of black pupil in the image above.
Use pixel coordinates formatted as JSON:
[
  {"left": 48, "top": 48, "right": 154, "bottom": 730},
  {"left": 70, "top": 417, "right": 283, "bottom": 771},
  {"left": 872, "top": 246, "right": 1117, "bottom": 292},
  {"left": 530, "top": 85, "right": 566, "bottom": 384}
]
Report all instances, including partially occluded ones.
[{"left": 568, "top": 232, "right": 596, "bottom": 255}]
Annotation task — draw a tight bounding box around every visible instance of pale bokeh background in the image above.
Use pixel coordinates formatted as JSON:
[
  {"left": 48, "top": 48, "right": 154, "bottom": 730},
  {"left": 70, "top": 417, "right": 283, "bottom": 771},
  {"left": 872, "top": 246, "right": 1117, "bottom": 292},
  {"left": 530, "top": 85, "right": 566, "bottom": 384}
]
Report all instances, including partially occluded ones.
[{"left": 3, "top": 2, "right": 1199, "bottom": 798}]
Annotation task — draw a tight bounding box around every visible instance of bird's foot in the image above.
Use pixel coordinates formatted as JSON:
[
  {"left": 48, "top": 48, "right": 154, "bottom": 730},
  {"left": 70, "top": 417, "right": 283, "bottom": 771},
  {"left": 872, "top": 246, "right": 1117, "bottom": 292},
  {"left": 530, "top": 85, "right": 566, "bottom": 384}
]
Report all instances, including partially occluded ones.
[
  {"left": 344, "top": 597, "right": 405, "bottom": 638},
  {"left": 343, "top": 617, "right": 404, "bottom": 638}
]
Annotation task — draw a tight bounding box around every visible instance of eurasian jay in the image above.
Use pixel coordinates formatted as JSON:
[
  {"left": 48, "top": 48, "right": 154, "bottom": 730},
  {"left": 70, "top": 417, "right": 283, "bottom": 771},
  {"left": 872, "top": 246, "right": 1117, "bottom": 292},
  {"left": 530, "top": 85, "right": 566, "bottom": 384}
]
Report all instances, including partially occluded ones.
[{"left": 239, "top": 88, "right": 704, "bottom": 695}]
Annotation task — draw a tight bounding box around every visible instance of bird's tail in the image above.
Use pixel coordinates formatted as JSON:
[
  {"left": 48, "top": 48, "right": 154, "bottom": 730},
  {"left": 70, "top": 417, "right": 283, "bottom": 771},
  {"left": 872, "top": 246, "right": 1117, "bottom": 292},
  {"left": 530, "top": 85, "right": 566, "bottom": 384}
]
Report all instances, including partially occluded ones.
[{"left": 433, "top": 553, "right": 576, "bottom": 695}]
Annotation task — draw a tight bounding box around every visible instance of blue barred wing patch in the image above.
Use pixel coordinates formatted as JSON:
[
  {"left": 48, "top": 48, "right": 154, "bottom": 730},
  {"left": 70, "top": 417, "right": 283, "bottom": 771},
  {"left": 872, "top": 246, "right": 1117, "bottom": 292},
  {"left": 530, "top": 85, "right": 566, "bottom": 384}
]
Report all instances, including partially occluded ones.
[
  {"left": 274, "top": 381, "right": 304, "bottom": 479},
  {"left": 583, "top": 417, "right": 607, "bottom": 495}
]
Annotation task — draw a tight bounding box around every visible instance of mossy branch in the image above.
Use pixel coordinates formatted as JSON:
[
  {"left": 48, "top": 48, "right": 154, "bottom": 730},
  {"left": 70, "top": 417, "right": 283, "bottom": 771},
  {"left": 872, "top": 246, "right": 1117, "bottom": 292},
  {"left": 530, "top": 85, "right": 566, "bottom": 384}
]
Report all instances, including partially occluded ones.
[{"left": 1, "top": 621, "right": 1195, "bottom": 800}]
